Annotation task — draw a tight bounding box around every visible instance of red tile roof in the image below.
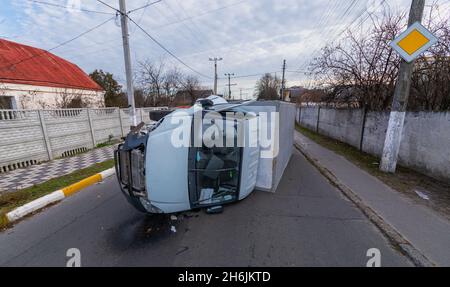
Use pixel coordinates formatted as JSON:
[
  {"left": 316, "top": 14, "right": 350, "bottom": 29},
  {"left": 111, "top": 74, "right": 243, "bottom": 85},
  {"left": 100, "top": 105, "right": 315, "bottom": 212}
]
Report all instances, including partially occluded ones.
[{"left": 0, "top": 38, "right": 103, "bottom": 91}]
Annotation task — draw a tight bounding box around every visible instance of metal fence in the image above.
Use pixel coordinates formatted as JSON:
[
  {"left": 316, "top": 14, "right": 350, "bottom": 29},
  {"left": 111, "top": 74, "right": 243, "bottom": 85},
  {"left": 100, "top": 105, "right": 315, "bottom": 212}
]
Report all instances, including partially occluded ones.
[{"left": 0, "top": 107, "right": 166, "bottom": 173}]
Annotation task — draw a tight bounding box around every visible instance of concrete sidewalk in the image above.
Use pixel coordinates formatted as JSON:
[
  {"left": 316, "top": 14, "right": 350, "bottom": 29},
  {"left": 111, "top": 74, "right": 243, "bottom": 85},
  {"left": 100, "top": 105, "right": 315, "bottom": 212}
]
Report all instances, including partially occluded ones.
[
  {"left": 294, "top": 131, "right": 450, "bottom": 266},
  {"left": 0, "top": 146, "right": 115, "bottom": 193}
]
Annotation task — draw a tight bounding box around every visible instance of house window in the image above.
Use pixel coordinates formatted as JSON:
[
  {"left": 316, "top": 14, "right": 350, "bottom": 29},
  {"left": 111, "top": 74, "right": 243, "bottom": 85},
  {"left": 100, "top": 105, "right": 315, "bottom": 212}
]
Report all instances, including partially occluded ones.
[{"left": 0, "top": 96, "right": 16, "bottom": 109}]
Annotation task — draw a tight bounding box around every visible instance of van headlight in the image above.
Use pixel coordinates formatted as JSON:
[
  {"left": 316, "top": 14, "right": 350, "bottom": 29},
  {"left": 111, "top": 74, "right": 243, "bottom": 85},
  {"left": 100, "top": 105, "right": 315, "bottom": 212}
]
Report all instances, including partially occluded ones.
[{"left": 139, "top": 198, "right": 163, "bottom": 214}]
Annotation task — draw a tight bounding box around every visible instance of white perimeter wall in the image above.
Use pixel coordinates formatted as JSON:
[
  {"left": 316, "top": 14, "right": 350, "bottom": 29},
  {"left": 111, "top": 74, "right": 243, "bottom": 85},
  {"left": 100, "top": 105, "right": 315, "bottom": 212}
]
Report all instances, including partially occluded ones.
[
  {"left": 297, "top": 106, "right": 450, "bottom": 182},
  {"left": 0, "top": 82, "right": 105, "bottom": 109},
  {"left": 0, "top": 107, "right": 165, "bottom": 173}
]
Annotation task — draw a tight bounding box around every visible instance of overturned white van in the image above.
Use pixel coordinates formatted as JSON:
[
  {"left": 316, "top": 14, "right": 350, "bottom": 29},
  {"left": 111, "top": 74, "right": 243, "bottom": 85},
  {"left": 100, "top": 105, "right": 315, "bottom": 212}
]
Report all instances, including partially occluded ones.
[{"left": 114, "top": 96, "right": 295, "bottom": 214}]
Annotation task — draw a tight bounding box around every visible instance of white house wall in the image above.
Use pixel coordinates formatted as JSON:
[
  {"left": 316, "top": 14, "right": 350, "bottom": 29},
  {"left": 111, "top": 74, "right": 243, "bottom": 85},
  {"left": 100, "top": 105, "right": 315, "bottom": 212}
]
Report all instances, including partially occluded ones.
[{"left": 0, "top": 82, "right": 105, "bottom": 109}]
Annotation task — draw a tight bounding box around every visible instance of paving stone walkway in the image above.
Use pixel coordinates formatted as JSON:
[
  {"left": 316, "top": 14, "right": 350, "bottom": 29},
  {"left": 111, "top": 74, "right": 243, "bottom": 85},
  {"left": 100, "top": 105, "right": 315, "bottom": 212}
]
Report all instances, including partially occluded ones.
[{"left": 0, "top": 146, "right": 115, "bottom": 193}]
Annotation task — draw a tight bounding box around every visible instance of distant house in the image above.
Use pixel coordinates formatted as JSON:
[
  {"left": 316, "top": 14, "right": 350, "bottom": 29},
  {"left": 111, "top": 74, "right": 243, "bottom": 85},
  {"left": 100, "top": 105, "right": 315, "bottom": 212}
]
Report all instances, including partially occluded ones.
[
  {"left": 172, "top": 89, "right": 213, "bottom": 106},
  {"left": 282, "top": 86, "right": 306, "bottom": 102},
  {"left": 0, "top": 39, "right": 104, "bottom": 110}
]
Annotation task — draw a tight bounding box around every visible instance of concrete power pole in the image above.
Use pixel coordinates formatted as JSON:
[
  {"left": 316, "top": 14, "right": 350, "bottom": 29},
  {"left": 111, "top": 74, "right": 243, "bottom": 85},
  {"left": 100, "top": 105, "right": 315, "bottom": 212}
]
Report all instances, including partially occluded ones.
[
  {"left": 380, "top": 0, "right": 425, "bottom": 173},
  {"left": 281, "top": 59, "right": 286, "bottom": 101},
  {"left": 119, "top": 0, "right": 137, "bottom": 127},
  {"left": 224, "top": 73, "right": 235, "bottom": 100},
  {"left": 209, "top": 57, "right": 222, "bottom": 95}
]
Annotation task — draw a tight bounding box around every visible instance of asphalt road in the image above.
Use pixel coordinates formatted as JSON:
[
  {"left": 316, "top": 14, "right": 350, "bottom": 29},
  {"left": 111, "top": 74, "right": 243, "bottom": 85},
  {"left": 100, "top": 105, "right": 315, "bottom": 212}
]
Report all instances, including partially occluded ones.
[{"left": 0, "top": 149, "right": 412, "bottom": 267}]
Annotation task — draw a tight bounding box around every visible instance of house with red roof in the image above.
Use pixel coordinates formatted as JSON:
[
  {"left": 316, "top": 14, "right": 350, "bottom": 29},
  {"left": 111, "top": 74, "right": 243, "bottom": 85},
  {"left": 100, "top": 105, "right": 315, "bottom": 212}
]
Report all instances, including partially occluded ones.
[{"left": 0, "top": 38, "right": 105, "bottom": 109}]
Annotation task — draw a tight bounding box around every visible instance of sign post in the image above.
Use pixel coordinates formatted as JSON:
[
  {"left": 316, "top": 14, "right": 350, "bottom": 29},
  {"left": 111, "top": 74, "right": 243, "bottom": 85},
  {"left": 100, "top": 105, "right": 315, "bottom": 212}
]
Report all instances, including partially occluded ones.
[{"left": 380, "top": 0, "right": 437, "bottom": 173}]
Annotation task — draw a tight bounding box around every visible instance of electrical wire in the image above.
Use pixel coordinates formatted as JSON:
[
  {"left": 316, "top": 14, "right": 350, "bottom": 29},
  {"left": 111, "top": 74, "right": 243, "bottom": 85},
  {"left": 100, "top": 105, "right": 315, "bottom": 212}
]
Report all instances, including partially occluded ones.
[
  {"left": 25, "top": 0, "right": 115, "bottom": 14},
  {"left": 230, "top": 71, "right": 279, "bottom": 79},
  {"left": 127, "top": 15, "right": 212, "bottom": 79},
  {"left": 302, "top": 0, "right": 388, "bottom": 88},
  {"left": 95, "top": 0, "right": 118, "bottom": 13},
  {"left": 130, "top": 0, "right": 153, "bottom": 34},
  {"left": 295, "top": 0, "right": 379, "bottom": 74},
  {"left": 295, "top": 0, "right": 361, "bottom": 71},
  {"left": 128, "top": 0, "right": 163, "bottom": 14},
  {"left": 150, "top": 0, "right": 248, "bottom": 30},
  {"left": 159, "top": 0, "right": 204, "bottom": 45},
  {"left": 291, "top": 0, "right": 353, "bottom": 65},
  {"left": 0, "top": 16, "right": 115, "bottom": 71}
]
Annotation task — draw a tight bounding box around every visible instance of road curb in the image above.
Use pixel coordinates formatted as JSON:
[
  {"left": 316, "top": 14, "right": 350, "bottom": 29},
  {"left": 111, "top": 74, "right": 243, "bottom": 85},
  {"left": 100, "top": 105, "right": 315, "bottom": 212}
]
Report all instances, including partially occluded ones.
[
  {"left": 294, "top": 143, "right": 435, "bottom": 267},
  {"left": 5, "top": 168, "right": 116, "bottom": 224}
]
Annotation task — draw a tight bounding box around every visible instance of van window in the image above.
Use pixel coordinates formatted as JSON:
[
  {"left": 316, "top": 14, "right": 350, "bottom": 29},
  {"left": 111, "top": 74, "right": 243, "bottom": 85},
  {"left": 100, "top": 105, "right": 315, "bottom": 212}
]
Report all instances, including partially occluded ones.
[{"left": 188, "top": 115, "right": 242, "bottom": 207}]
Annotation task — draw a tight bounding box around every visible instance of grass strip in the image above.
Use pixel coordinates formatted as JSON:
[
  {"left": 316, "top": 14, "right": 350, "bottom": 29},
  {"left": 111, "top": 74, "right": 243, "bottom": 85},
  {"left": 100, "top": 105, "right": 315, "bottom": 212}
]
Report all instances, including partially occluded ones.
[
  {"left": 0, "top": 159, "right": 114, "bottom": 229},
  {"left": 295, "top": 124, "right": 450, "bottom": 217}
]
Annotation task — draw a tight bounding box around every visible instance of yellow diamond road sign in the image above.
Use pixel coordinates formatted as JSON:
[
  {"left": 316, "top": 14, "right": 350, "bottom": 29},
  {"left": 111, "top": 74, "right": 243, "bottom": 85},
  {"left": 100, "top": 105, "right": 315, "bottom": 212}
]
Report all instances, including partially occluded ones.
[{"left": 390, "top": 22, "right": 438, "bottom": 63}]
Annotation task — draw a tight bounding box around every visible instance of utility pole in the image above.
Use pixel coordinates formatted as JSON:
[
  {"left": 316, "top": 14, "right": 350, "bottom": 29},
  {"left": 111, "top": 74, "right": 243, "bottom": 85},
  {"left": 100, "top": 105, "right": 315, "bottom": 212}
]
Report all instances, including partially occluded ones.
[
  {"left": 281, "top": 59, "right": 286, "bottom": 101},
  {"left": 209, "top": 57, "right": 222, "bottom": 95},
  {"left": 224, "top": 73, "right": 236, "bottom": 100},
  {"left": 119, "top": 0, "right": 137, "bottom": 127},
  {"left": 380, "top": 0, "right": 425, "bottom": 173}
]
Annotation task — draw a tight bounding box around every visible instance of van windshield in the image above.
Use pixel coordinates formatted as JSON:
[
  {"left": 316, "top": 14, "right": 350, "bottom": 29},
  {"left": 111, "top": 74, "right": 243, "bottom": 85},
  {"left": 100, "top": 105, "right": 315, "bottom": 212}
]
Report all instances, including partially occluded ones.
[{"left": 188, "top": 115, "right": 243, "bottom": 207}]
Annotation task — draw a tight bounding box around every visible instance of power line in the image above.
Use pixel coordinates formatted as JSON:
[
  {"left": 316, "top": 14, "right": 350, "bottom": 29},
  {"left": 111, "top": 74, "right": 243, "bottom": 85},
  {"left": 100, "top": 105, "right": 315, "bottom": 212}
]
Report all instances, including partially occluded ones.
[
  {"left": 131, "top": 0, "right": 154, "bottom": 34},
  {"left": 96, "top": 0, "right": 163, "bottom": 15},
  {"left": 95, "top": 0, "right": 221, "bottom": 81},
  {"left": 296, "top": 0, "right": 383, "bottom": 75},
  {"left": 96, "top": 0, "right": 209, "bottom": 60},
  {"left": 302, "top": 0, "right": 388, "bottom": 88},
  {"left": 127, "top": 15, "right": 212, "bottom": 79},
  {"left": 292, "top": 0, "right": 354, "bottom": 64},
  {"left": 287, "top": 70, "right": 309, "bottom": 74},
  {"left": 95, "top": 0, "right": 248, "bottom": 70},
  {"left": 25, "top": 0, "right": 115, "bottom": 14},
  {"left": 229, "top": 71, "right": 279, "bottom": 79},
  {"left": 0, "top": 16, "right": 115, "bottom": 71},
  {"left": 96, "top": 0, "right": 119, "bottom": 13},
  {"left": 151, "top": 0, "right": 248, "bottom": 30},
  {"left": 159, "top": 0, "right": 205, "bottom": 46},
  {"left": 128, "top": 0, "right": 163, "bottom": 14},
  {"left": 52, "top": 17, "right": 116, "bottom": 51},
  {"left": 295, "top": 0, "right": 361, "bottom": 71},
  {"left": 333, "top": 1, "right": 386, "bottom": 42}
]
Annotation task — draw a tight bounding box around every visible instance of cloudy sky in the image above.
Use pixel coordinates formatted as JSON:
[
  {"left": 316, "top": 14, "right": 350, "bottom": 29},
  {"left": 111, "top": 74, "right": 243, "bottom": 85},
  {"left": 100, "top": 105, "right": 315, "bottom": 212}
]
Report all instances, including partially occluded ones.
[{"left": 1, "top": 0, "right": 449, "bottom": 99}]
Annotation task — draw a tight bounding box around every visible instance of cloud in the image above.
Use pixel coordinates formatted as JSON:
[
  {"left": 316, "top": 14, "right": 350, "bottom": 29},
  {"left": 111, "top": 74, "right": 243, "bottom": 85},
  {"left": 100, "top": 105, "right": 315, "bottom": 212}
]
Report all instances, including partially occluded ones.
[{"left": 2, "top": 0, "right": 448, "bottom": 98}]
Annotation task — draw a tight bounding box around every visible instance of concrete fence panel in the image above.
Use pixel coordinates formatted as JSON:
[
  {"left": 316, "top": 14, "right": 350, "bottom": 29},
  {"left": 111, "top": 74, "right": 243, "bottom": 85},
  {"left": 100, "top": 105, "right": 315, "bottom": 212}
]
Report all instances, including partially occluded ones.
[
  {"left": 0, "top": 107, "right": 162, "bottom": 174},
  {"left": 361, "top": 111, "right": 389, "bottom": 156},
  {"left": 43, "top": 109, "right": 93, "bottom": 159},
  {"left": 0, "top": 110, "right": 48, "bottom": 172},
  {"left": 298, "top": 106, "right": 319, "bottom": 131},
  {"left": 91, "top": 108, "right": 122, "bottom": 144},
  {"left": 318, "top": 108, "right": 365, "bottom": 148},
  {"left": 297, "top": 106, "right": 450, "bottom": 182}
]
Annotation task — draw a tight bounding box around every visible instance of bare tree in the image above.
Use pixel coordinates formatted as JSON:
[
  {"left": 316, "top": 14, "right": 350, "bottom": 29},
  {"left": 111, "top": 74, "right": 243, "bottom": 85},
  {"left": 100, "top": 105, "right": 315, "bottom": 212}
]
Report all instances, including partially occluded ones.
[
  {"left": 309, "top": 11, "right": 405, "bottom": 110},
  {"left": 55, "top": 89, "right": 89, "bottom": 108},
  {"left": 180, "top": 75, "right": 201, "bottom": 105},
  {"left": 163, "top": 68, "right": 182, "bottom": 105},
  {"left": 137, "top": 59, "right": 210, "bottom": 107},
  {"left": 255, "top": 73, "right": 281, "bottom": 100},
  {"left": 19, "top": 90, "right": 41, "bottom": 109},
  {"left": 138, "top": 59, "right": 166, "bottom": 106},
  {"left": 410, "top": 15, "right": 450, "bottom": 111},
  {"left": 133, "top": 88, "right": 146, "bottom": 108},
  {"left": 309, "top": 6, "right": 450, "bottom": 111}
]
